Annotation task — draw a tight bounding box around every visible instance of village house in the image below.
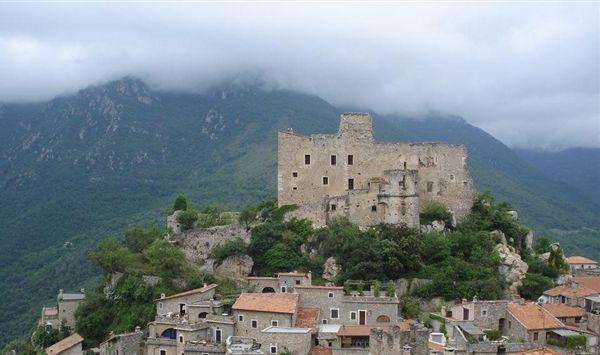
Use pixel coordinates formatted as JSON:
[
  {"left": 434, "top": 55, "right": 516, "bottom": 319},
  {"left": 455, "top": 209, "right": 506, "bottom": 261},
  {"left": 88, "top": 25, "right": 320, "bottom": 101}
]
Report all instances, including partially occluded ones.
[
  {"left": 541, "top": 303, "right": 586, "bottom": 327},
  {"left": 505, "top": 302, "right": 563, "bottom": 345},
  {"left": 246, "top": 272, "right": 312, "bottom": 294},
  {"left": 39, "top": 289, "right": 86, "bottom": 330},
  {"left": 278, "top": 112, "right": 474, "bottom": 229},
  {"left": 542, "top": 282, "right": 599, "bottom": 308},
  {"left": 98, "top": 327, "right": 144, "bottom": 355},
  {"left": 566, "top": 256, "right": 598, "bottom": 274},
  {"left": 45, "top": 333, "right": 84, "bottom": 355},
  {"left": 146, "top": 284, "right": 235, "bottom": 355}
]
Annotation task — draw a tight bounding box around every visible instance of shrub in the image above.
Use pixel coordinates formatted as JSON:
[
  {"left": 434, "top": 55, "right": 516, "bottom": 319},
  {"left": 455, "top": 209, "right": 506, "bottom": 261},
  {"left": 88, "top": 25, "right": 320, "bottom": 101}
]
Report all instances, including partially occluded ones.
[
  {"left": 89, "top": 239, "right": 135, "bottom": 273},
  {"left": 173, "top": 194, "right": 188, "bottom": 211},
  {"left": 485, "top": 329, "right": 501, "bottom": 341},
  {"left": 373, "top": 280, "right": 381, "bottom": 297},
  {"left": 401, "top": 298, "right": 420, "bottom": 319},
  {"left": 143, "top": 240, "right": 187, "bottom": 278},
  {"left": 420, "top": 202, "right": 452, "bottom": 226},
  {"left": 177, "top": 209, "right": 198, "bottom": 231},
  {"left": 125, "top": 225, "right": 162, "bottom": 253},
  {"left": 210, "top": 238, "right": 248, "bottom": 264}
]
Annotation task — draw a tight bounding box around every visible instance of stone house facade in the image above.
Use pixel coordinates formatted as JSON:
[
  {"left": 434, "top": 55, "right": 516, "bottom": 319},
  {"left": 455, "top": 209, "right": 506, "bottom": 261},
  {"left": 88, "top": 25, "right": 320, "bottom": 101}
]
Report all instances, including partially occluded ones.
[
  {"left": 505, "top": 302, "right": 564, "bottom": 344},
  {"left": 232, "top": 293, "right": 299, "bottom": 340},
  {"left": 445, "top": 299, "right": 509, "bottom": 331},
  {"left": 57, "top": 289, "right": 86, "bottom": 330},
  {"left": 259, "top": 326, "right": 312, "bottom": 355},
  {"left": 99, "top": 328, "right": 144, "bottom": 355},
  {"left": 45, "top": 333, "right": 84, "bottom": 355},
  {"left": 278, "top": 112, "right": 474, "bottom": 228},
  {"left": 247, "top": 272, "right": 312, "bottom": 293}
]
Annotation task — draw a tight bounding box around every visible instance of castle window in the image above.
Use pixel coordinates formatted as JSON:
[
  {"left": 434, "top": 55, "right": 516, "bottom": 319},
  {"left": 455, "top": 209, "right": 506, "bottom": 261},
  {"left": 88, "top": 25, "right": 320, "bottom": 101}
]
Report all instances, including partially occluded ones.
[
  {"left": 305, "top": 154, "right": 311, "bottom": 165},
  {"left": 295, "top": 279, "right": 301, "bottom": 285},
  {"left": 427, "top": 181, "right": 434, "bottom": 193},
  {"left": 348, "top": 178, "right": 354, "bottom": 190},
  {"left": 371, "top": 205, "right": 377, "bottom": 212},
  {"left": 328, "top": 292, "right": 334, "bottom": 298},
  {"left": 401, "top": 175, "right": 406, "bottom": 190},
  {"left": 401, "top": 201, "right": 406, "bottom": 215},
  {"left": 403, "top": 161, "right": 407, "bottom": 169},
  {"left": 331, "top": 155, "right": 337, "bottom": 165},
  {"left": 330, "top": 204, "right": 337, "bottom": 211},
  {"left": 293, "top": 186, "right": 297, "bottom": 190},
  {"left": 347, "top": 155, "right": 354, "bottom": 165},
  {"left": 330, "top": 308, "right": 339, "bottom": 319},
  {"left": 292, "top": 172, "right": 298, "bottom": 177},
  {"left": 323, "top": 177, "right": 329, "bottom": 185}
]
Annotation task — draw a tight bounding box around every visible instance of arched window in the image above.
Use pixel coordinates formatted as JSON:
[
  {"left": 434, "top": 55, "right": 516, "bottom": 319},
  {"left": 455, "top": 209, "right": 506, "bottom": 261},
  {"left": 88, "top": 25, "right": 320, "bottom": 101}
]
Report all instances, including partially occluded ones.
[
  {"left": 262, "top": 287, "right": 276, "bottom": 293},
  {"left": 161, "top": 328, "right": 177, "bottom": 340},
  {"left": 376, "top": 315, "right": 391, "bottom": 323},
  {"left": 199, "top": 312, "right": 209, "bottom": 319}
]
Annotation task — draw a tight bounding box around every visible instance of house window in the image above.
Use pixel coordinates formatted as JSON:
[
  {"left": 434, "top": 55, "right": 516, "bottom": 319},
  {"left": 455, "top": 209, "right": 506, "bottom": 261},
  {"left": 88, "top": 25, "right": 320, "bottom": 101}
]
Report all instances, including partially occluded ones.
[
  {"left": 295, "top": 280, "right": 301, "bottom": 285},
  {"left": 305, "top": 155, "right": 311, "bottom": 165},
  {"left": 347, "top": 155, "right": 354, "bottom": 165},
  {"left": 330, "top": 308, "right": 339, "bottom": 319},
  {"left": 160, "top": 350, "right": 167, "bottom": 355},
  {"left": 348, "top": 178, "right": 354, "bottom": 190},
  {"left": 270, "top": 344, "right": 277, "bottom": 354},
  {"left": 331, "top": 155, "right": 337, "bottom": 165},
  {"left": 328, "top": 292, "right": 334, "bottom": 298},
  {"left": 371, "top": 205, "right": 377, "bottom": 212},
  {"left": 350, "top": 312, "right": 357, "bottom": 321},
  {"left": 322, "top": 319, "right": 328, "bottom": 324},
  {"left": 508, "top": 321, "right": 512, "bottom": 329},
  {"left": 292, "top": 186, "right": 297, "bottom": 190},
  {"left": 533, "top": 332, "right": 538, "bottom": 341},
  {"left": 238, "top": 314, "right": 244, "bottom": 322},
  {"left": 215, "top": 328, "right": 222, "bottom": 344},
  {"left": 292, "top": 172, "right": 298, "bottom": 177},
  {"left": 330, "top": 204, "right": 337, "bottom": 211},
  {"left": 481, "top": 309, "right": 488, "bottom": 316},
  {"left": 281, "top": 286, "right": 287, "bottom": 293},
  {"left": 271, "top": 320, "right": 279, "bottom": 326},
  {"left": 427, "top": 181, "right": 434, "bottom": 193},
  {"left": 323, "top": 177, "right": 329, "bottom": 185},
  {"left": 251, "top": 320, "right": 258, "bottom": 328},
  {"left": 179, "top": 335, "right": 184, "bottom": 343}
]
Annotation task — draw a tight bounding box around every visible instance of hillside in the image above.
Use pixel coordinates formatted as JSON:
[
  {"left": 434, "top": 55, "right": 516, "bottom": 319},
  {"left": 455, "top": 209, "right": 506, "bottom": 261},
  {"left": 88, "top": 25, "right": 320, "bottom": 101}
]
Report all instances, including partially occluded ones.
[{"left": 0, "top": 78, "right": 598, "bottom": 346}]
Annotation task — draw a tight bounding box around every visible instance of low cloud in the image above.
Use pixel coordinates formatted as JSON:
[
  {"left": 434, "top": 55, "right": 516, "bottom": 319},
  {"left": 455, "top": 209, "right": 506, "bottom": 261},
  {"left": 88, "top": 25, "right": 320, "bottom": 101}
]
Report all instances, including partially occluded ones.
[{"left": 0, "top": 3, "right": 597, "bottom": 150}]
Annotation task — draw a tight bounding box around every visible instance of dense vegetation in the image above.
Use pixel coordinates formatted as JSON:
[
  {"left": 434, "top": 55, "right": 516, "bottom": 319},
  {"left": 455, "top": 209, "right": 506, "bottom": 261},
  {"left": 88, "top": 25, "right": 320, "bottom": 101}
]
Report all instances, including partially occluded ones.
[{"left": 1, "top": 78, "right": 598, "bottom": 347}]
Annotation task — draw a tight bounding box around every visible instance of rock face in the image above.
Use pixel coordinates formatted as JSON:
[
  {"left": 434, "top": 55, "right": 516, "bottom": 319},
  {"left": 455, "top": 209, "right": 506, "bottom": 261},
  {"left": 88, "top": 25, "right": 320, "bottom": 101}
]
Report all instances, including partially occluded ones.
[
  {"left": 524, "top": 230, "right": 534, "bottom": 250},
  {"left": 420, "top": 220, "right": 446, "bottom": 233},
  {"left": 167, "top": 210, "right": 183, "bottom": 235},
  {"left": 215, "top": 254, "right": 254, "bottom": 280},
  {"left": 168, "top": 224, "right": 251, "bottom": 272},
  {"left": 322, "top": 257, "right": 341, "bottom": 282},
  {"left": 495, "top": 243, "right": 528, "bottom": 297},
  {"left": 490, "top": 230, "right": 507, "bottom": 245}
]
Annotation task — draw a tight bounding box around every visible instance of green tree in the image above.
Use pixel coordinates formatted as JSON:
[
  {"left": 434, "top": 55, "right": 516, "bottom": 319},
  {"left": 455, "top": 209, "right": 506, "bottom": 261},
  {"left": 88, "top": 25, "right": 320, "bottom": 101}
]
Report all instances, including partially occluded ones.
[
  {"left": 518, "top": 273, "right": 554, "bottom": 300},
  {"left": 401, "top": 298, "right": 420, "bottom": 319},
  {"left": 420, "top": 202, "right": 453, "bottom": 226},
  {"left": 31, "top": 325, "right": 59, "bottom": 349},
  {"left": 238, "top": 206, "right": 256, "bottom": 229},
  {"left": 373, "top": 280, "right": 381, "bottom": 297},
  {"left": 125, "top": 225, "right": 162, "bottom": 253},
  {"left": 173, "top": 194, "right": 189, "bottom": 211},
  {"left": 144, "top": 240, "right": 187, "bottom": 278},
  {"left": 210, "top": 238, "right": 248, "bottom": 264},
  {"left": 89, "top": 239, "right": 134, "bottom": 273}
]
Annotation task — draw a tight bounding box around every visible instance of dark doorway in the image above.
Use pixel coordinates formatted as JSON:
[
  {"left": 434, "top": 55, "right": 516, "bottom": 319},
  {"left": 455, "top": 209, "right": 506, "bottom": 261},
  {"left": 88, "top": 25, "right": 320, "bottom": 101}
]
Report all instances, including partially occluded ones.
[
  {"left": 498, "top": 318, "right": 506, "bottom": 334},
  {"left": 262, "top": 287, "right": 276, "bottom": 293},
  {"left": 463, "top": 307, "right": 469, "bottom": 320},
  {"left": 359, "top": 310, "right": 367, "bottom": 325}
]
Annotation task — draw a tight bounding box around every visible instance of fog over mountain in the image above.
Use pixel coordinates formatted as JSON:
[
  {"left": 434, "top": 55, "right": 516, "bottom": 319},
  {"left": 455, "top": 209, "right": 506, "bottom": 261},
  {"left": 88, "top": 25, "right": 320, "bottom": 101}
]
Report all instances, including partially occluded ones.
[{"left": 0, "top": 3, "right": 598, "bottom": 150}]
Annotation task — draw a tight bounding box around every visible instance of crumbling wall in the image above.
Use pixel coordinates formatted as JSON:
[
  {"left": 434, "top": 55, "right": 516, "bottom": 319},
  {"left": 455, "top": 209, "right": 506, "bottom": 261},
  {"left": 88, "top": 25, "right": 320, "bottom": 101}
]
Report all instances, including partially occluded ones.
[{"left": 278, "top": 113, "right": 474, "bottom": 229}]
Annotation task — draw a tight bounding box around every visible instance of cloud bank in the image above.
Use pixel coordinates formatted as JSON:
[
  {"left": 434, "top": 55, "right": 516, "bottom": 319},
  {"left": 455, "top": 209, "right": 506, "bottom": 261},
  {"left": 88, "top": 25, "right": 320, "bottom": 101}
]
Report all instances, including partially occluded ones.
[{"left": 0, "top": 3, "right": 597, "bottom": 150}]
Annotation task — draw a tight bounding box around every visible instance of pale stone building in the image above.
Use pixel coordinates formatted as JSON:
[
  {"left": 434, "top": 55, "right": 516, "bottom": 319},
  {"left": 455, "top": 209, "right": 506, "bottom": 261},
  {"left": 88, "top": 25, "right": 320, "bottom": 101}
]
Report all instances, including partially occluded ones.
[
  {"left": 45, "top": 333, "right": 84, "bottom": 355},
  {"left": 278, "top": 112, "right": 474, "bottom": 229}
]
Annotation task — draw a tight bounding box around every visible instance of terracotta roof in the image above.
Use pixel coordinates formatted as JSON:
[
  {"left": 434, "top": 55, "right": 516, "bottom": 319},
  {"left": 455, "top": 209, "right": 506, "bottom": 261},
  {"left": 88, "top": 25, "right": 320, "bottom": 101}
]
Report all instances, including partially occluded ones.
[
  {"left": 567, "top": 256, "right": 598, "bottom": 265},
  {"left": 43, "top": 307, "right": 58, "bottom": 317},
  {"left": 155, "top": 284, "right": 217, "bottom": 301},
  {"left": 296, "top": 307, "right": 319, "bottom": 331},
  {"left": 516, "top": 347, "right": 561, "bottom": 355},
  {"left": 46, "top": 333, "right": 84, "bottom": 354},
  {"left": 573, "top": 276, "right": 600, "bottom": 292},
  {"left": 295, "top": 285, "right": 344, "bottom": 290},
  {"left": 232, "top": 293, "right": 298, "bottom": 314},
  {"left": 507, "top": 303, "right": 564, "bottom": 330},
  {"left": 337, "top": 324, "right": 394, "bottom": 336},
  {"left": 309, "top": 346, "right": 332, "bottom": 355},
  {"left": 542, "top": 304, "right": 586, "bottom": 319},
  {"left": 544, "top": 285, "right": 597, "bottom": 298}
]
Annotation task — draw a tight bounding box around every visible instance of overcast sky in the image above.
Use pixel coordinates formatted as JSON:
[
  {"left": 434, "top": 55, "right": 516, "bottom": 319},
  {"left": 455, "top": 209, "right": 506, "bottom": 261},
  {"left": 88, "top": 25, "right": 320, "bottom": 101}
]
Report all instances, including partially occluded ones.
[{"left": 0, "top": 2, "right": 598, "bottom": 150}]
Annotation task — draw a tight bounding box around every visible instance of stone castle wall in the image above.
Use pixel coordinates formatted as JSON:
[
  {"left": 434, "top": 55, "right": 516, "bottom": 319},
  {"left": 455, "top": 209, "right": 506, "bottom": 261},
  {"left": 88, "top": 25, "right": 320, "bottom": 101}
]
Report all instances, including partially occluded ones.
[{"left": 278, "top": 112, "right": 474, "bottom": 228}]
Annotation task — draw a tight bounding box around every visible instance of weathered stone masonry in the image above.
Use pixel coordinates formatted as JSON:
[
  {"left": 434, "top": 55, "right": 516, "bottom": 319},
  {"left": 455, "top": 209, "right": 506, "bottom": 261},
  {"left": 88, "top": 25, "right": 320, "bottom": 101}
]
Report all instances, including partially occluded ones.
[{"left": 278, "top": 112, "right": 474, "bottom": 228}]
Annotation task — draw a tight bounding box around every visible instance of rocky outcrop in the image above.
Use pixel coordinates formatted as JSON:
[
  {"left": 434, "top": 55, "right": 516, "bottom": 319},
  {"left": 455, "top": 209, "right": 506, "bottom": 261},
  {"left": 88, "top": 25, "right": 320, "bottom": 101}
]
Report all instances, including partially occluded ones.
[
  {"left": 167, "top": 210, "right": 183, "bottom": 235},
  {"left": 322, "top": 257, "right": 341, "bottom": 282},
  {"left": 168, "top": 224, "right": 251, "bottom": 272},
  {"left": 420, "top": 220, "right": 446, "bottom": 233},
  {"left": 495, "top": 243, "right": 528, "bottom": 297},
  {"left": 215, "top": 254, "right": 254, "bottom": 280},
  {"left": 490, "top": 230, "right": 507, "bottom": 245},
  {"left": 524, "top": 230, "right": 534, "bottom": 250}
]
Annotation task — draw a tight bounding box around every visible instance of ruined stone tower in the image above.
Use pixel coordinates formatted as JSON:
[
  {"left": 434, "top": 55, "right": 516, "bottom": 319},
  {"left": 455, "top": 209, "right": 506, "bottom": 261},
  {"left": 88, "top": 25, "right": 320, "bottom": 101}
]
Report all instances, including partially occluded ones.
[{"left": 277, "top": 112, "right": 474, "bottom": 229}]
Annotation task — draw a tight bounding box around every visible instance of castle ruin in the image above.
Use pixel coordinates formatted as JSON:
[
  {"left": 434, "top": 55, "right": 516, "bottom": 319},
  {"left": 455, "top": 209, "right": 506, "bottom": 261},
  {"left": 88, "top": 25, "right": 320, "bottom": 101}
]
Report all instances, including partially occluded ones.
[{"left": 277, "top": 112, "right": 474, "bottom": 228}]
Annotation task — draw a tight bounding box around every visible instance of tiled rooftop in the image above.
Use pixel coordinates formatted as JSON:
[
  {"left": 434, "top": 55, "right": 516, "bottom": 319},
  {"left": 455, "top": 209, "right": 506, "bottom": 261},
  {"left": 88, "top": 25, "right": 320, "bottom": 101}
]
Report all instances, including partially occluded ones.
[
  {"left": 295, "top": 307, "right": 319, "bottom": 331},
  {"left": 232, "top": 293, "right": 298, "bottom": 314},
  {"left": 45, "top": 333, "right": 83, "bottom": 354},
  {"left": 573, "top": 276, "right": 600, "bottom": 292},
  {"left": 155, "top": 283, "right": 217, "bottom": 301},
  {"left": 566, "top": 256, "right": 597, "bottom": 265},
  {"left": 541, "top": 303, "right": 586, "bottom": 319},
  {"left": 507, "top": 302, "right": 563, "bottom": 330}
]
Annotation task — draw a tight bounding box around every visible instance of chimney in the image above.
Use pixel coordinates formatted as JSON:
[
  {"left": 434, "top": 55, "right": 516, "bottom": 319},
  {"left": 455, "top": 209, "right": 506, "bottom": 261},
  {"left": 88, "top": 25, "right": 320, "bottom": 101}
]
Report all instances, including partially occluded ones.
[
  {"left": 58, "top": 289, "right": 64, "bottom": 300},
  {"left": 135, "top": 326, "right": 141, "bottom": 333}
]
